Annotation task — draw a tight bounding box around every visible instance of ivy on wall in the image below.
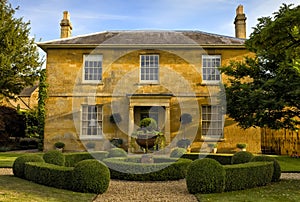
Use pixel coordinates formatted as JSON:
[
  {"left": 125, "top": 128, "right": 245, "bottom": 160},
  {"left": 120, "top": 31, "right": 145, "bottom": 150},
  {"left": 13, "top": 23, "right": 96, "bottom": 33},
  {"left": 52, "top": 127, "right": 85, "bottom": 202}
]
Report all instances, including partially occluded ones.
[{"left": 37, "top": 69, "right": 47, "bottom": 150}]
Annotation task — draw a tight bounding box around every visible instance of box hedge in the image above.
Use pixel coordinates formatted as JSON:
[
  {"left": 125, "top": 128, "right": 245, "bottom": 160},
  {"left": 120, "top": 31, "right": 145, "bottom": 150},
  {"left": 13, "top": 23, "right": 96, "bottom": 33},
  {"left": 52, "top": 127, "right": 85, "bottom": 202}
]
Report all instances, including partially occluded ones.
[
  {"left": 107, "top": 148, "right": 127, "bottom": 158},
  {"left": 231, "top": 151, "right": 254, "bottom": 164},
  {"left": 182, "top": 153, "right": 232, "bottom": 165},
  {"left": 170, "top": 147, "right": 187, "bottom": 158},
  {"left": 103, "top": 157, "right": 192, "bottom": 181},
  {"left": 13, "top": 154, "right": 44, "bottom": 179},
  {"left": 251, "top": 155, "right": 281, "bottom": 182},
  {"left": 224, "top": 162, "right": 274, "bottom": 192},
  {"left": 64, "top": 151, "right": 108, "bottom": 167},
  {"left": 43, "top": 150, "right": 65, "bottom": 166}
]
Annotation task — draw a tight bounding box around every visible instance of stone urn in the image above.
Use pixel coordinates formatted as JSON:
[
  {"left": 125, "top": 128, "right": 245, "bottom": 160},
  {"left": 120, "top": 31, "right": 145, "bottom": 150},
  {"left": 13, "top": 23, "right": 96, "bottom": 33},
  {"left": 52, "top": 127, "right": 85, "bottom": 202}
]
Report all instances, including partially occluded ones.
[{"left": 136, "top": 134, "right": 158, "bottom": 152}]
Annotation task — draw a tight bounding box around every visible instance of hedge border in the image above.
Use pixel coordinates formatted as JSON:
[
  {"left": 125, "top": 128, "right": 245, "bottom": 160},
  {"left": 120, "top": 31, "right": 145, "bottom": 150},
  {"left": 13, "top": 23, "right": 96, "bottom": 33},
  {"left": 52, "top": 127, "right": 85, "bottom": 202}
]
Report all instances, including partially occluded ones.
[
  {"left": 64, "top": 151, "right": 108, "bottom": 167},
  {"left": 182, "top": 153, "right": 232, "bottom": 165}
]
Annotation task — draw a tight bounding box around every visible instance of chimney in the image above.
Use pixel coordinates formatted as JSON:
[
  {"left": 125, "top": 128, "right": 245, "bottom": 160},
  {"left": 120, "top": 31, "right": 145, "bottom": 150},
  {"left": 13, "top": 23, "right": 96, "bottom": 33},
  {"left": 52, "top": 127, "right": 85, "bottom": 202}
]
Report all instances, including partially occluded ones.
[
  {"left": 60, "top": 11, "right": 72, "bottom": 38},
  {"left": 234, "top": 5, "right": 247, "bottom": 38}
]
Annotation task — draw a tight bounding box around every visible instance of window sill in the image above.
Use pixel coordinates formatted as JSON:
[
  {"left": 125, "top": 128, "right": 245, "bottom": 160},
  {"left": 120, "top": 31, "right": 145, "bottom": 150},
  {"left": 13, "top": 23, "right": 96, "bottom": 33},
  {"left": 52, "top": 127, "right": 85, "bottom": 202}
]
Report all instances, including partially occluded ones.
[
  {"left": 81, "top": 81, "right": 103, "bottom": 85},
  {"left": 138, "top": 82, "right": 160, "bottom": 86},
  {"left": 200, "top": 136, "right": 225, "bottom": 142},
  {"left": 79, "top": 136, "right": 104, "bottom": 141}
]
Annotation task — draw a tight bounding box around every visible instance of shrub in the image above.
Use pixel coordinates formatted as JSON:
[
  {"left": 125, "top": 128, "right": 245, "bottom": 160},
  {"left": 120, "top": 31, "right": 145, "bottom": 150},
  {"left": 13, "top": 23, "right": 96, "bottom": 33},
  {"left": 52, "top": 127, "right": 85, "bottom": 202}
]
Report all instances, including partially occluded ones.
[
  {"left": 13, "top": 154, "right": 44, "bottom": 178},
  {"left": 73, "top": 159, "right": 110, "bottom": 194},
  {"left": 231, "top": 151, "right": 254, "bottom": 164},
  {"left": 182, "top": 153, "right": 233, "bottom": 165},
  {"left": 107, "top": 148, "right": 127, "bottom": 158},
  {"left": 103, "top": 157, "right": 192, "bottom": 181},
  {"left": 251, "top": 155, "right": 281, "bottom": 182},
  {"left": 140, "top": 118, "right": 157, "bottom": 130},
  {"left": 43, "top": 150, "right": 65, "bottom": 166},
  {"left": 224, "top": 162, "right": 274, "bottom": 192},
  {"left": 64, "top": 151, "right": 108, "bottom": 167},
  {"left": 236, "top": 143, "right": 247, "bottom": 149},
  {"left": 54, "top": 142, "right": 65, "bottom": 149},
  {"left": 186, "top": 158, "right": 225, "bottom": 194},
  {"left": 170, "top": 147, "right": 186, "bottom": 158},
  {"left": 24, "top": 162, "right": 74, "bottom": 190}
]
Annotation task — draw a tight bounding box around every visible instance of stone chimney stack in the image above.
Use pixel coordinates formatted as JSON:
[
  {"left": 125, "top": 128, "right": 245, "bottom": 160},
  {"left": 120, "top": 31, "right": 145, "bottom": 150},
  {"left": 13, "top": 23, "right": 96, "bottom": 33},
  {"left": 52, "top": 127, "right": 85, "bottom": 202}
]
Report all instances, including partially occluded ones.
[
  {"left": 60, "top": 11, "right": 72, "bottom": 38},
  {"left": 234, "top": 5, "right": 247, "bottom": 38}
]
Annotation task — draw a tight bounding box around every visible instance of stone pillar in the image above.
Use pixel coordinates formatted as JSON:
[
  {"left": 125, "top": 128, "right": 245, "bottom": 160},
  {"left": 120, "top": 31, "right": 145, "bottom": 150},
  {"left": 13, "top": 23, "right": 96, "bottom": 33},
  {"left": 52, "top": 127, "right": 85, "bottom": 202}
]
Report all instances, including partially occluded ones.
[
  {"left": 165, "top": 106, "right": 171, "bottom": 145},
  {"left": 234, "top": 5, "right": 247, "bottom": 39},
  {"left": 128, "top": 106, "right": 135, "bottom": 152},
  {"left": 60, "top": 11, "right": 73, "bottom": 38}
]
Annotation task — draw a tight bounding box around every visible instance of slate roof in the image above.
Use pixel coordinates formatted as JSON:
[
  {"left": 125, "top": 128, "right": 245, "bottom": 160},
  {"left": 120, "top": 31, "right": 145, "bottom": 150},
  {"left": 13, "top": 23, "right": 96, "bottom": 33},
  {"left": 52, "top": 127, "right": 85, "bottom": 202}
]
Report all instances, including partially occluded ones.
[
  {"left": 38, "top": 30, "right": 245, "bottom": 48},
  {"left": 19, "top": 85, "right": 38, "bottom": 97}
]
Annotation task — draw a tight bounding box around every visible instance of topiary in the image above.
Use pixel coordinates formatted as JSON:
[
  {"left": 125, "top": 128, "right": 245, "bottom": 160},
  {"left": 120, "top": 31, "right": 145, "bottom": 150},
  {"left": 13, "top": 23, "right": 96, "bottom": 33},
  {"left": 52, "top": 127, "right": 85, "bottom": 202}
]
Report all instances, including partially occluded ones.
[
  {"left": 43, "top": 150, "right": 65, "bottom": 166},
  {"left": 140, "top": 118, "right": 157, "bottom": 131},
  {"left": 251, "top": 155, "right": 281, "bottom": 182},
  {"left": 107, "top": 148, "right": 127, "bottom": 158},
  {"left": 186, "top": 158, "right": 225, "bottom": 194},
  {"left": 13, "top": 154, "right": 44, "bottom": 179},
  {"left": 231, "top": 151, "right": 254, "bottom": 164},
  {"left": 73, "top": 159, "right": 110, "bottom": 194},
  {"left": 170, "top": 147, "right": 187, "bottom": 158}
]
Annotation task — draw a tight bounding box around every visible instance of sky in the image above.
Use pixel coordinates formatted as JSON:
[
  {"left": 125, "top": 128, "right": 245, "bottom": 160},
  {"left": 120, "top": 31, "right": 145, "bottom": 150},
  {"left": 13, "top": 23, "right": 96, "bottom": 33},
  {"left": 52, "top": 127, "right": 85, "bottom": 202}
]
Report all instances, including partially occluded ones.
[{"left": 9, "top": 0, "right": 299, "bottom": 42}]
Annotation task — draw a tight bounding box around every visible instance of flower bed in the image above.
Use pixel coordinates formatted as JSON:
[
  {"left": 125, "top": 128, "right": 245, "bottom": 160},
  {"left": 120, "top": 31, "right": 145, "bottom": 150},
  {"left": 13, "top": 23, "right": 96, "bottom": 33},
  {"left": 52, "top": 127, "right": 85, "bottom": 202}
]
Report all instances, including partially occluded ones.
[{"left": 103, "top": 156, "right": 192, "bottom": 181}]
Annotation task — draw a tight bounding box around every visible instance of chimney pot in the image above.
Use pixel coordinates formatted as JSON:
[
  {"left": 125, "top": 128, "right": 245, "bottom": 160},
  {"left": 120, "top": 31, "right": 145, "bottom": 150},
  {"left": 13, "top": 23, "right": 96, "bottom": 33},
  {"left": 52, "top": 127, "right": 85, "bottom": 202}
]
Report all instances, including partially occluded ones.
[{"left": 60, "top": 11, "right": 72, "bottom": 38}]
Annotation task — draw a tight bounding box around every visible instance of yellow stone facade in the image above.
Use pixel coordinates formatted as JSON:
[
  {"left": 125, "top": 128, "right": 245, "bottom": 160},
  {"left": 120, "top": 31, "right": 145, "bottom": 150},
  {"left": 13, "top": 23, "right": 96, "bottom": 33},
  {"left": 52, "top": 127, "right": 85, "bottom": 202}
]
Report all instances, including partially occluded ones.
[{"left": 41, "top": 44, "right": 261, "bottom": 153}]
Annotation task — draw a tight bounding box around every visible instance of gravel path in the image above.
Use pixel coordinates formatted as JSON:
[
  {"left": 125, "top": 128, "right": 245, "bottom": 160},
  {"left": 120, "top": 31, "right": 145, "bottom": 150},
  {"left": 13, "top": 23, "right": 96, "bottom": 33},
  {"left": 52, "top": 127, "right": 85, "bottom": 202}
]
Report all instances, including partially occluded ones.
[{"left": 1, "top": 168, "right": 300, "bottom": 202}]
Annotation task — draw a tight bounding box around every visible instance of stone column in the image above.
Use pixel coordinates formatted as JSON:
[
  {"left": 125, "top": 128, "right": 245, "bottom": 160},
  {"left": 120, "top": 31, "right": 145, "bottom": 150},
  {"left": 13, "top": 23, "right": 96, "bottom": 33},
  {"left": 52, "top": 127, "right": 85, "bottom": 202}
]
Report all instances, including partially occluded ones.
[
  {"left": 128, "top": 106, "right": 135, "bottom": 152},
  {"left": 165, "top": 106, "right": 171, "bottom": 145}
]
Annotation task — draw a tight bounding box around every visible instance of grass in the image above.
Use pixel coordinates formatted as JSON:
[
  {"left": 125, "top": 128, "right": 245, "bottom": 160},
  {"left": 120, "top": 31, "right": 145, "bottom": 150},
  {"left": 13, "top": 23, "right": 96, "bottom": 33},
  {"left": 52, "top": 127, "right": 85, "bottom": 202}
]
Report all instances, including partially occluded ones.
[
  {"left": 196, "top": 179, "right": 300, "bottom": 202},
  {"left": 0, "top": 152, "right": 43, "bottom": 168},
  {"left": 272, "top": 155, "right": 300, "bottom": 172},
  {"left": 0, "top": 175, "right": 95, "bottom": 202}
]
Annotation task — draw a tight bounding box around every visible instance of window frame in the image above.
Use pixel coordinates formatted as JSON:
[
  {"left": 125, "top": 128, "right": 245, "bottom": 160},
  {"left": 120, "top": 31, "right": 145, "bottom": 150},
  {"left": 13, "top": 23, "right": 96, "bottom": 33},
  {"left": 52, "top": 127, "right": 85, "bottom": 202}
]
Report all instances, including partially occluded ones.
[
  {"left": 140, "top": 54, "right": 160, "bottom": 84},
  {"left": 202, "top": 55, "right": 222, "bottom": 84},
  {"left": 201, "top": 105, "right": 224, "bottom": 138},
  {"left": 80, "top": 105, "right": 103, "bottom": 139},
  {"left": 82, "top": 54, "right": 103, "bottom": 84}
]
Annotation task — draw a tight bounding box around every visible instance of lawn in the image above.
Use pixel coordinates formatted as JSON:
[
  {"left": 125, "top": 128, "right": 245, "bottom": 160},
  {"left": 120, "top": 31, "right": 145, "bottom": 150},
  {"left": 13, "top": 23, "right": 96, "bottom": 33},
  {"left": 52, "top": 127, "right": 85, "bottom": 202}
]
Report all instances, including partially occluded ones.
[
  {"left": 0, "top": 175, "right": 95, "bottom": 202},
  {"left": 0, "top": 152, "right": 43, "bottom": 168}
]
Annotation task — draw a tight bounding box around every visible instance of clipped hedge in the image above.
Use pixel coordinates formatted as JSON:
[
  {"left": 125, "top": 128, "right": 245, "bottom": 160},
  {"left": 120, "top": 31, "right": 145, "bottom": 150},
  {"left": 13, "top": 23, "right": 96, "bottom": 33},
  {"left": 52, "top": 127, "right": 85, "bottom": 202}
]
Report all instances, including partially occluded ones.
[
  {"left": 186, "top": 158, "right": 225, "bottom": 194},
  {"left": 103, "top": 157, "right": 192, "bottom": 181},
  {"left": 224, "top": 162, "right": 274, "bottom": 192},
  {"left": 107, "top": 148, "right": 127, "bottom": 158},
  {"left": 73, "top": 159, "right": 110, "bottom": 194},
  {"left": 251, "top": 155, "right": 281, "bottom": 182},
  {"left": 231, "top": 151, "right": 254, "bottom": 164},
  {"left": 170, "top": 147, "right": 186, "bottom": 158},
  {"left": 43, "top": 150, "right": 65, "bottom": 166},
  {"left": 182, "top": 153, "right": 232, "bottom": 165},
  {"left": 24, "top": 162, "right": 74, "bottom": 190},
  {"left": 13, "top": 154, "right": 44, "bottom": 179},
  {"left": 64, "top": 151, "right": 108, "bottom": 167}
]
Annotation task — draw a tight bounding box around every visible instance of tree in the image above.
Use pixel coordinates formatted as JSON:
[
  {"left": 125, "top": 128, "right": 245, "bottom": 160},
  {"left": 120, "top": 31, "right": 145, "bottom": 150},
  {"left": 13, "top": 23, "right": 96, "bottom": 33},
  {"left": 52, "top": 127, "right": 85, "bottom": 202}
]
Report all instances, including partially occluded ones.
[
  {"left": 220, "top": 4, "right": 300, "bottom": 130},
  {"left": 0, "top": 0, "right": 42, "bottom": 99}
]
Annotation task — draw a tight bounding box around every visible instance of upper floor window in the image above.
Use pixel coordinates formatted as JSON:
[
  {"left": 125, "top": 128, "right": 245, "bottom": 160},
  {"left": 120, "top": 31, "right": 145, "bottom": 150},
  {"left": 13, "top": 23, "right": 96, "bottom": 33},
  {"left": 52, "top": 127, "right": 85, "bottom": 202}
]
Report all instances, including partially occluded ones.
[
  {"left": 83, "top": 55, "right": 102, "bottom": 83},
  {"left": 202, "top": 55, "right": 221, "bottom": 83},
  {"left": 81, "top": 105, "right": 102, "bottom": 138},
  {"left": 140, "top": 55, "right": 159, "bottom": 83},
  {"left": 202, "top": 105, "right": 223, "bottom": 137}
]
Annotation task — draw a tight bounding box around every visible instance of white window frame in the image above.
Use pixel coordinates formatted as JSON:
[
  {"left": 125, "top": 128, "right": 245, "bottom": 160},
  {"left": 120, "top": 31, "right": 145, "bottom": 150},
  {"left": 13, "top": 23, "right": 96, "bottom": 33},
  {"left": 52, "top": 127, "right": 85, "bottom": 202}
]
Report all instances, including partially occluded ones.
[
  {"left": 202, "top": 55, "right": 221, "bottom": 84},
  {"left": 140, "top": 54, "right": 159, "bottom": 84},
  {"left": 82, "top": 54, "right": 103, "bottom": 84},
  {"left": 80, "top": 105, "right": 103, "bottom": 139},
  {"left": 201, "top": 105, "right": 224, "bottom": 137}
]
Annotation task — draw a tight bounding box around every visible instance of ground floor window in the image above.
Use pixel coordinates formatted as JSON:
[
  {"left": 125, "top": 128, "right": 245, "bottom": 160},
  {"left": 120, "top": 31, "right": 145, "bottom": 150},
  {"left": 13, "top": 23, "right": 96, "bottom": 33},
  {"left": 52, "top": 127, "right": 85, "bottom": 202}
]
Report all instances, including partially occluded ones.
[
  {"left": 202, "top": 105, "right": 223, "bottom": 137},
  {"left": 81, "top": 105, "right": 102, "bottom": 137}
]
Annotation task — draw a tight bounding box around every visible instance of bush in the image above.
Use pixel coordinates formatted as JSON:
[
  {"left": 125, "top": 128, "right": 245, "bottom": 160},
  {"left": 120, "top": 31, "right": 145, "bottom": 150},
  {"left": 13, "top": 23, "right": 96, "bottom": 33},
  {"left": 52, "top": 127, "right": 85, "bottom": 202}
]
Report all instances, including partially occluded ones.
[
  {"left": 64, "top": 151, "right": 108, "bottom": 167},
  {"left": 73, "top": 159, "right": 110, "bottom": 194},
  {"left": 182, "top": 153, "right": 233, "bottom": 165},
  {"left": 13, "top": 154, "right": 44, "bottom": 178},
  {"left": 43, "top": 150, "right": 65, "bottom": 166},
  {"left": 186, "top": 158, "right": 225, "bottom": 194},
  {"left": 224, "top": 162, "right": 274, "bottom": 192},
  {"left": 236, "top": 143, "right": 247, "bottom": 149},
  {"left": 231, "top": 151, "right": 254, "bottom": 164},
  {"left": 103, "top": 157, "right": 192, "bottom": 181},
  {"left": 251, "top": 155, "right": 281, "bottom": 182},
  {"left": 24, "top": 162, "right": 74, "bottom": 190},
  {"left": 170, "top": 147, "right": 186, "bottom": 158},
  {"left": 54, "top": 142, "right": 65, "bottom": 149},
  {"left": 140, "top": 118, "right": 157, "bottom": 130},
  {"left": 107, "top": 148, "right": 127, "bottom": 158}
]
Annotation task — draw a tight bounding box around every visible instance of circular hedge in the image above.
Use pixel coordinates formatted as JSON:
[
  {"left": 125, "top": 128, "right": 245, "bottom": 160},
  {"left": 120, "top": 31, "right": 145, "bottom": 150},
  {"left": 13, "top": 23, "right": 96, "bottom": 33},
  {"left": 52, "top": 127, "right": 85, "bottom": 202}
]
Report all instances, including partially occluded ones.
[
  {"left": 13, "top": 154, "right": 44, "bottom": 178},
  {"left": 43, "top": 150, "right": 65, "bottom": 166},
  {"left": 107, "top": 148, "right": 127, "bottom": 158},
  {"left": 170, "top": 147, "right": 186, "bottom": 158},
  {"left": 231, "top": 151, "right": 254, "bottom": 164},
  {"left": 251, "top": 155, "right": 281, "bottom": 182},
  {"left": 73, "top": 159, "right": 110, "bottom": 194},
  {"left": 103, "top": 157, "right": 192, "bottom": 181},
  {"left": 186, "top": 158, "right": 225, "bottom": 194}
]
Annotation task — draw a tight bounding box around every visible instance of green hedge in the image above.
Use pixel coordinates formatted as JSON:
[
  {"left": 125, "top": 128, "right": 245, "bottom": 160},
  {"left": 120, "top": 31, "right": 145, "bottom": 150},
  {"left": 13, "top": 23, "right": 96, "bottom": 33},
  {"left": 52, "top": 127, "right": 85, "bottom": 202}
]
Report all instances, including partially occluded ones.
[
  {"left": 107, "top": 148, "right": 127, "bottom": 158},
  {"left": 170, "top": 147, "right": 187, "bottom": 158},
  {"left": 103, "top": 157, "right": 192, "bottom": 181},
  {"left": 64, "top": 151, "right": 108, "bottom": 167},
  {"left": 186, "top": 158, "right": 225, "bottom": 194},
  {"left": 24, "top": 162, "right": 74, "bottom": 190},
  {"left": 43, "top": 150, "right": 65, "bottom": 166},
  {"left": 251, "top": 155, "right": 281, "bottom": 182},
  {"left": 224, "top": 162, "right": 274, "bottom": 192},
  {"left": 182, "top": 153, "right": 232, "bottom": 165},
  {"left": 231, "top": 151, "right": 254, "bottom": 164},
  {"left": 13, "top": 154, "right": 44, "bottom": 179}
]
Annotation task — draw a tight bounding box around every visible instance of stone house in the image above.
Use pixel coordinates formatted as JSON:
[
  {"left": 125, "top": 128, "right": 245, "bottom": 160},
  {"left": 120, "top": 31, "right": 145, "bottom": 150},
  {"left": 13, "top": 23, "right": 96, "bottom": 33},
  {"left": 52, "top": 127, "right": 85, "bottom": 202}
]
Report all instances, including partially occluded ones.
[{"left": 38, "top": 5, "right": 262, "bottom": 153}]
